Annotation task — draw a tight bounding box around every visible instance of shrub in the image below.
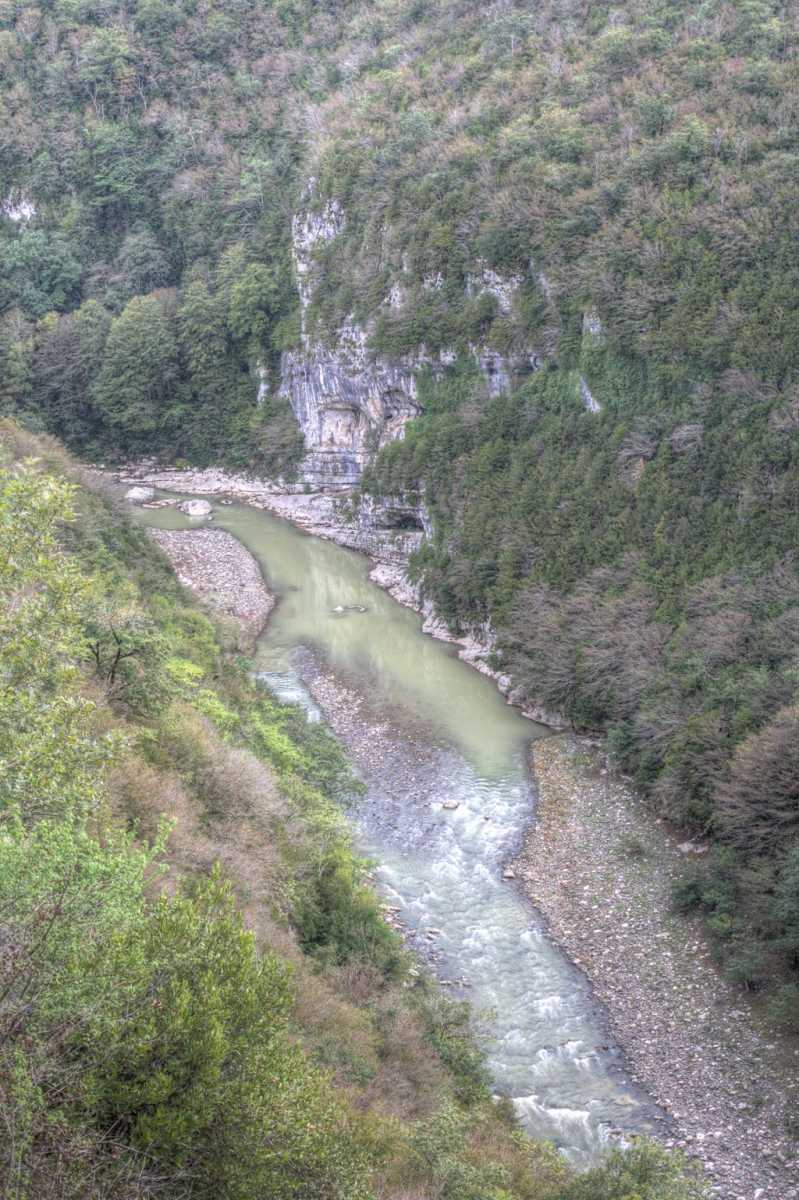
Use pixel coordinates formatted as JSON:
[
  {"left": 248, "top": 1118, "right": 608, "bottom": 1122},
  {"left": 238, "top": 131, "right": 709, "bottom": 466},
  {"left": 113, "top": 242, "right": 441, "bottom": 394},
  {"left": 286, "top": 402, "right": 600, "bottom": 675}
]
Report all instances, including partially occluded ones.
[
  {"left": 767, "top": 983, "right": 799, "bottom": 1035},
  {"left": 560, "top": 1140, "right": 707, "bottom": 1199},
  {"left": 295, "top": 846, "right": 404, "bottom": 976}
]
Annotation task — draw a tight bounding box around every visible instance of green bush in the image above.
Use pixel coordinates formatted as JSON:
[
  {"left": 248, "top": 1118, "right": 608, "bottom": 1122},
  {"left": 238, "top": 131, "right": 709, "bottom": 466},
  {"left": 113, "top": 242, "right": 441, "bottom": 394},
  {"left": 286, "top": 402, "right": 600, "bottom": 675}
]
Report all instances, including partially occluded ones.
[
  {"left": 294, "top": 845, "right": 404, "bottom": 975},
  {"left": 560, "top": 1140, "right": 706, "bottom": 1199}
]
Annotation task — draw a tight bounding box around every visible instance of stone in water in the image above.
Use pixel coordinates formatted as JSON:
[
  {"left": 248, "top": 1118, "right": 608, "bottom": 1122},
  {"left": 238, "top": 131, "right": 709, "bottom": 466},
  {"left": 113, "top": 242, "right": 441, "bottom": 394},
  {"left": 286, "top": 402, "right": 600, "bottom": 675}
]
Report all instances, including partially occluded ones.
[
  {"left": 180, "top": 499, "right": 212, "bottom": 518},
  {"left": 125, "top": 485, "right": 155, "bottom": 504}
]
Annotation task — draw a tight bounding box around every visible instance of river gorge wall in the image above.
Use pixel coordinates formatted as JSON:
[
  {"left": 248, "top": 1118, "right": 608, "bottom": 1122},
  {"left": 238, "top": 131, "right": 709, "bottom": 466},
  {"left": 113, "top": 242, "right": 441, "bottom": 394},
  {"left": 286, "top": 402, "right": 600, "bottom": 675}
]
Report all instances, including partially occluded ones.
[
  {"left": 208, "top": 187, "right": 593, "bottom": 723},
  {"left": 274, "top": 189, "right": 562, "bottom": 492},
  {"left": 121, "top": 189, "right": 606, "bottom": 723}
]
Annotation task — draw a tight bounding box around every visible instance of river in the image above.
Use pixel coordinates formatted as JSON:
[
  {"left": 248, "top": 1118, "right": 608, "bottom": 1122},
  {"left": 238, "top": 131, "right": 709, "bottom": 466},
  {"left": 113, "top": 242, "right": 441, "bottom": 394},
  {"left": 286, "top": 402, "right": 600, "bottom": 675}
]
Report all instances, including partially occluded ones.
[{"left": 137, "top": 498, "right": 659, "bottom": 1167}]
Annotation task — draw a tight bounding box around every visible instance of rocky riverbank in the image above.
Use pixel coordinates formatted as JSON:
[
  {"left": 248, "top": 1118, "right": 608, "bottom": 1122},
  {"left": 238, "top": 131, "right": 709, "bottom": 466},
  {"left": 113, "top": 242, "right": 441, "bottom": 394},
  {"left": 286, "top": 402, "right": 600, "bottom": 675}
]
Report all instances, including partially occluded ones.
[
  {"left": 148, "top": 527, "right": 274, "bottom": 650},
  {"left": 517, "top": 734, "right": 799, "bottom": 1200}
]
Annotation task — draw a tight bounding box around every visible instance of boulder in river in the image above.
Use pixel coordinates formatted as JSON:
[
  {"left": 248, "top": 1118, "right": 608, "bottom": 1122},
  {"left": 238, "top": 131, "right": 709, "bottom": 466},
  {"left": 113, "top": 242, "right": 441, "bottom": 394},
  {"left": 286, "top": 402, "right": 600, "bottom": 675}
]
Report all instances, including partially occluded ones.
[
  {"left": 125, "top": 485, "right": 155, "bottom": 504},
  {"left": 180, "top": 498, "right": 212, "bottom": 518}
]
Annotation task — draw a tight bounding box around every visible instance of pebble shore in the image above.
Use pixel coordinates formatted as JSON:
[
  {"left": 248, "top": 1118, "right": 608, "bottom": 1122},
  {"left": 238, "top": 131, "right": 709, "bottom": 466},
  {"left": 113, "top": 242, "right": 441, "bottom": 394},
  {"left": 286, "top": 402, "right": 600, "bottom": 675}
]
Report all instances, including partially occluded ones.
[
  {"left": 517, "top": 734, "right": 799, "bottom": 1200},
  {"left": 148, "top": 527, "right": 274, "bottom": 649}
]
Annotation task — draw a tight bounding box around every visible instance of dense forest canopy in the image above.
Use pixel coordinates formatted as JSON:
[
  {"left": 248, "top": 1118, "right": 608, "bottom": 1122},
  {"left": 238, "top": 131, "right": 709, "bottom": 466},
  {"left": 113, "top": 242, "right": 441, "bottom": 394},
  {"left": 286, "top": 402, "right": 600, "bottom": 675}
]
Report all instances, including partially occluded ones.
[{"left": 1, "top": 0, "right": 798, "bottom": 1024}]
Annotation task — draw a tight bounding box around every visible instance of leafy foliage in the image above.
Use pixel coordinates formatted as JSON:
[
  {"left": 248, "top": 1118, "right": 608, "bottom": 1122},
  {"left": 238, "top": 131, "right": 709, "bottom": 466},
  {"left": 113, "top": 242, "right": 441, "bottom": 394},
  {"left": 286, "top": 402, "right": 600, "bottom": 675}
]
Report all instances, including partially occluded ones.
[
  {"left": 0, "top": 0, "right": 307, "bottom": 472},
  {"left": 0, "top": 0, "right": 794, "bottom": 1171}
]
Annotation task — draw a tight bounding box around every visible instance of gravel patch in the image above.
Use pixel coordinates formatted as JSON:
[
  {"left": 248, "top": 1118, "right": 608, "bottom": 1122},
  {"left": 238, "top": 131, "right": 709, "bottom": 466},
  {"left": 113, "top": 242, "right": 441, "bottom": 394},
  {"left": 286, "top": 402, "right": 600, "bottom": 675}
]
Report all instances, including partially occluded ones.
[
  {"left": 516, "top": 734, "right": 799, "bottom": 1200},
  {"left": 149, "top": 527, "right": 274, "bottom": 649}
]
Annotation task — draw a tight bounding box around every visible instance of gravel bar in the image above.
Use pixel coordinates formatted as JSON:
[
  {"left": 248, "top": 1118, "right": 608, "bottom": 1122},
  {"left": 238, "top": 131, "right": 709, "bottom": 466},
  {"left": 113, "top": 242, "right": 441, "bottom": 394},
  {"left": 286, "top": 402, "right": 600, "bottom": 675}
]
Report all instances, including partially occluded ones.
[
  {"left": 149, "top": 527, "right": 274, "bottom": 649},
  {"left": 516, "top": 734, "right": 799, "bottom": 1200}
]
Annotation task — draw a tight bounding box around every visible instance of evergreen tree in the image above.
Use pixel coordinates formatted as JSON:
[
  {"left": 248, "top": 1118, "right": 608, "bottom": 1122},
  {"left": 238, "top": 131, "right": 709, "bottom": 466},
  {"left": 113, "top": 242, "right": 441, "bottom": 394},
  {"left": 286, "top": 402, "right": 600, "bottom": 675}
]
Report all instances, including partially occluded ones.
[{"left": 92, "top": 292, "right": 182, "bottom": 450}]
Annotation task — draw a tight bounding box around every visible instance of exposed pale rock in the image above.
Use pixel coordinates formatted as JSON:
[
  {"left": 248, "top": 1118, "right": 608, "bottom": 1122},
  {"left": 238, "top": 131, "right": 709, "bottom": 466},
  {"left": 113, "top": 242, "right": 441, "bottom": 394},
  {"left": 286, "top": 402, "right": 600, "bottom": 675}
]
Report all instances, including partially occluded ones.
[
  {"left": 256, "top": 363, "right": 269, "bottom": 406},
  {"left": 180, "top": 498, "right": 212, "bottom": 518},
  {"left": 279, "top": 343, "right": 421, "bottom": 489},
  {"left": 280, "top": 186, "right": 543, "bottom": 487},
  {"left": 280, "top": 190, "right": 422, "bottom": 488},
  {"left": 2, "top": 191, "right": 35, "bottom": 223},
  {"left": 583, "top": 308, "right": 604, "bottom": 338},
  {"left": 579, "top": 374, "right": 601, "bottom": 413},
  {"left": 120, "top": 465, "right": 281, "bottom": 498},
  {"left": 125, "top": 485, "right": 155, "bottom": 504},
  {"left": 466, "top": 263, "right": 523, "bottom": 315}
]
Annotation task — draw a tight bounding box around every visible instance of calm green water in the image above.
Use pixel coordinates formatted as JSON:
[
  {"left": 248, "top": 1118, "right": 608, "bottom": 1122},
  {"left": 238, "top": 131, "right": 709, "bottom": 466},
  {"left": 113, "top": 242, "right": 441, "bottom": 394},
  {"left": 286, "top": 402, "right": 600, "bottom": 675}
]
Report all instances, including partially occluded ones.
[{"left": 138, "top": 497, "right": 658, "bottom": 1165}]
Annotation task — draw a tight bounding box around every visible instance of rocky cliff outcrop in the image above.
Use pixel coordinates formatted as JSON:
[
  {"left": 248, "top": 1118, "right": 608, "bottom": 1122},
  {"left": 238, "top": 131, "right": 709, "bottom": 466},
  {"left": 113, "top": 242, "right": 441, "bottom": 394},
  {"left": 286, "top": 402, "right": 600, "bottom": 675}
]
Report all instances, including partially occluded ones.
[
  {"left": 278, "top": 190, "right": 542, "bottom": 489},
  {"left": 277, "top": 198, "right": 422, "bottom": 489}
]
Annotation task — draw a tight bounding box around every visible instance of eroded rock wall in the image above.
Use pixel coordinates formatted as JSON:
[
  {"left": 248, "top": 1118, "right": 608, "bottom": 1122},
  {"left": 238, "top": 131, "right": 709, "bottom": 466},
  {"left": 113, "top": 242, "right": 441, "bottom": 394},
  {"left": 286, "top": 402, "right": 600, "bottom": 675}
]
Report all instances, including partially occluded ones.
[
  {"left": 277, "top": 196, "right": 421, "bottom": 489},
  {"left": 278, "top": 188, "right": 542, "bottom": 489}
]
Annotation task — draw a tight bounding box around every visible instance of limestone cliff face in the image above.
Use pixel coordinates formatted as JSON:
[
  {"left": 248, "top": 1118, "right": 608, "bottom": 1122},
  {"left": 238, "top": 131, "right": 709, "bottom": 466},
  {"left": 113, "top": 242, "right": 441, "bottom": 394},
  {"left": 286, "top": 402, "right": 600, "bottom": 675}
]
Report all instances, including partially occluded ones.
[
  {"left": 277, "top": 198, "right": 422, "bottom": 490},
  {"left": 278, "top": 190, "right": 540, "bottom": 490},
  {"left": 279, "top": 332, "right": 421, "bottom": 489}
]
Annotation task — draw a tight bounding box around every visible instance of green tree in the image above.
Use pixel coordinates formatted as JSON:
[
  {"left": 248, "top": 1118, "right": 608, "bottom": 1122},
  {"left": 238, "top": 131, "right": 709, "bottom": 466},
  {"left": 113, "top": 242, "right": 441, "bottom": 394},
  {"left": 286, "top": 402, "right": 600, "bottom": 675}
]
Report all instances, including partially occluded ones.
[
  {"left": 109, "top": 229, "right": 171, "bottom": 307},
  {"left": 32, "top": 299, "right": 111, "bottom": 444},
  {"left": 0, "top": 456, "right": 110, "bottom": 824},
  {"left": 228, "top": 262, "right": 280, "bottom": 350},
  {"left": 77, "top": 27, "right": 136, "bottom": 114},
  {"left": 179, "top": 278, "right": 257, "bottom": 459},
  {"left": 0, "top": 230, "right": 82, "bottom": 317},
  {"left": 91, "top": 292, "right": 181, "bottom": 449},
  {"left": 0, "top": 319, "right": 33, "bottom": 415}
]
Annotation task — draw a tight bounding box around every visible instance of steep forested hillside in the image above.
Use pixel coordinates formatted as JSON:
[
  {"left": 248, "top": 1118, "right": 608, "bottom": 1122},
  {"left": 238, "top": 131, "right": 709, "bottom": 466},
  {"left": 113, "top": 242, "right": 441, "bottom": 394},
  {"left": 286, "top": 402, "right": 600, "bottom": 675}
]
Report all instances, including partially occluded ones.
[
  {"left": 1, "top": 0, "right": 798, "bottom": 1021},
  {"left": 0, "top": 0, "right": 313, "bottom": 468}
]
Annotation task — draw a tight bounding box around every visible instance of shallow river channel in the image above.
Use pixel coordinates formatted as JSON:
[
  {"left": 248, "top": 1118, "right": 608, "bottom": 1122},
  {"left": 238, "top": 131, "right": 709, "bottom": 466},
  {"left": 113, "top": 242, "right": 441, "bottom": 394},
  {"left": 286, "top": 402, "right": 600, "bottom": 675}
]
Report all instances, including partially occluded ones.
[{"left": 139, "top": 499, "right": 660, "bottom": 1166}]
